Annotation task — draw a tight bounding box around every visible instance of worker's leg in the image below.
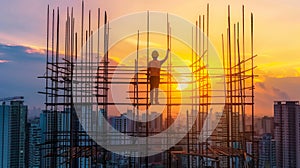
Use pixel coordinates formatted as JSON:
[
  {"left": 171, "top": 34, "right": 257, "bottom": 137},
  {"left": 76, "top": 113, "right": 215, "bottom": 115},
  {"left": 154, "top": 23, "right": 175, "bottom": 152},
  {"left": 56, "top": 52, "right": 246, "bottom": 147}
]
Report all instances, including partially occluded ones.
[
  {"left": 155, "top": 88, "right": 159, "bottom": 104},
  {"left": 150, "top": 90, "right": 154, "bottom": 104},
  {"left": 154, "top": 76, "right": 160, "bottom": 104},
  {"left": 150, "top": 76, "right": 154, "bottom": 104}
]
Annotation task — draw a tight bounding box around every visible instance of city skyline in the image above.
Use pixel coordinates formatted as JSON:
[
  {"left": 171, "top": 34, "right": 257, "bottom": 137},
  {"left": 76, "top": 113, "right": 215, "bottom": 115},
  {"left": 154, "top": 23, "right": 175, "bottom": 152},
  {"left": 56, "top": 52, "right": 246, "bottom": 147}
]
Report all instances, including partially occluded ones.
[{"left": 0, "top": 96, "right": 295, "bottom": 167}]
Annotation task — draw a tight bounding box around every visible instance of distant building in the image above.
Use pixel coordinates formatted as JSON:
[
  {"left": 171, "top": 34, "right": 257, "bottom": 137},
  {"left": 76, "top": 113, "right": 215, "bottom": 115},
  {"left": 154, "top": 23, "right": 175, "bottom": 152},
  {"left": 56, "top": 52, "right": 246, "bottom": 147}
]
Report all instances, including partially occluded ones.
[
  {"left": 110, "top": 113, "right": 132, "bottom": 133},
  {"left": 274, "top": 101, "right": 300, "bottom": 168},
  {"left": 9, "top": 100, "right": 28, "bottom": 168},
  {"left": 109, "top": 110, "right": 164, "bottom": 167},
  {"left": 40, "top": 109, "right": 91, "bottom": 167},
  {"left": 28, "top": 117, "right": 41, "bottom": 168},
  {"left": 40, "top": 110, "right": 71, "bottom": 167},
  {"left": 141, "top": 111, "right": 163, "bottom": 133},
  {"left": 258, "top": 133, "right": 276, "bottom": 168},
  {"left": 0, "top": 103, "right": 10, "bottom": 168},
  {"left": 0, "top": 100, "right": 29, "bottom": 167},
  {"left": 255, "top": 116, "right": 274, "bottom": 136},
  {"left": 109, "top": 111, "right": 133, "bottom": 167},
  {"left": 261, "top": 116, "right": 274, "bottom": 136}
]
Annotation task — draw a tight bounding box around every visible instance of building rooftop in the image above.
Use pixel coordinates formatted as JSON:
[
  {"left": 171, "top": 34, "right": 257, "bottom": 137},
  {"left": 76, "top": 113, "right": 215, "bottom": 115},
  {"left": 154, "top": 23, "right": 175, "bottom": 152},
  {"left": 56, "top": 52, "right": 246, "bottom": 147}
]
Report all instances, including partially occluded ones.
[{"left": 274, "top": 101, "right": 299, "bottom": 105}]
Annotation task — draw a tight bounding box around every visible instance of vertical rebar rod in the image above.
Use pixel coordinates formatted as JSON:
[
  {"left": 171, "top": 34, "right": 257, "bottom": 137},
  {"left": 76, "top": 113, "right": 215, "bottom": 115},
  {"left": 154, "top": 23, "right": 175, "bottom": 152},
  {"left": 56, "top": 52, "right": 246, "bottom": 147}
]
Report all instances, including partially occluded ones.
[
  {"left": 187, "top": 109, "right": 190, "bottom": 168},
  {"left": 134, "top": 30, "right": 140, "bottom": 166},
  {"left": 81, "top": 1, "right": 84, "bottom": 51},
  {"left": 202, "top": 13, "right": 207, "bottom": 161},
  {"left": 53, "top": 7, "right": 60, "bottom": 167},
  {"left": 188, "top": 26, "right": 193, "bottom": 168},
  {"left": 194, "top": 21, "right": 198, "bottom": 164},
  {"left": 89, "top": 11, "right": 92, "bottom": 145},
  {"left": 49, "top": 9, "right": 54, "bottom": 167},
  {"left": 80, "top": 4, "right": 84, "bottom": 162},
  {"left": 242, "top": 7, "right": 246, "bottom": 139},
  {"left": 64, "top": 7, "right": 69, "bottom": 166},
  {"left": 222, "top": 34, "right": 226, "bottom": 98},
  {"left": 84, "top": 29, "right": 88, "bottom": 164},
  {"left": 46, "top": 4, "right": 49, "bottom": 117},
  {"left": 136, "top": 30, "right": 140, "bottom": 129},
  {"left": 226, "top": 27, "right": 230, "bottom": 167},
  {"left": 227, "top": 7, "right": 233, "bottom": 166},
  {"left": 233, "top": 23, "right": 238, "bottom": 147},
  {"left": 96, "top": 8, "right": 100, "bottom": 165},
  {"left": 168, "top": 21, "right": 172, "bottom": 168},
  {"left": 103, "top": 11, "right": 109, "bottom": 168},
  {"left": 251, "top": 12, "right": 255, "bottom": 160},
  {"left": 202, "top": 15, "right": 205, "bottom": 63},
  {"left": 206, "top": 5, "right": 210, "bottom": 159},
  {"left": 198, "top": 15, "right": 204, "bottom": 158},
  {"left": 221, "top": 32, "right": 225, "bottom": 149},
  {"left": 90, "top": 29, "right": 94, "bottom": 165},
  {"left": 44, "top": 7, "right": 50, "bottom": 166},
  {"left": 197, "top": 15, "right": 202, "bottom": 158},
  {"left": 145, "top": 10, "right": 150, "bottom": 168},
  {"left": 237, "top": 22, "right": 246, "bottom": 165},
  {"left": 166, "top": 13, "right": 170, "bottom": 168},
  {"left": 51, "top": 9, "right": 55, "bottom": 111}
]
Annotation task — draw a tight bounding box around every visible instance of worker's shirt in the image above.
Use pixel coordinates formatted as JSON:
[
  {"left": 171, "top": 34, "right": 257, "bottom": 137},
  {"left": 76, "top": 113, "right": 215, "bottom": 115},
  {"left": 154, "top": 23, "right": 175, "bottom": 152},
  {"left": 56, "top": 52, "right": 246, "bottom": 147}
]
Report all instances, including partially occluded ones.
[{"left": 148, "top": 60, "right": 162, "bottom": 77}]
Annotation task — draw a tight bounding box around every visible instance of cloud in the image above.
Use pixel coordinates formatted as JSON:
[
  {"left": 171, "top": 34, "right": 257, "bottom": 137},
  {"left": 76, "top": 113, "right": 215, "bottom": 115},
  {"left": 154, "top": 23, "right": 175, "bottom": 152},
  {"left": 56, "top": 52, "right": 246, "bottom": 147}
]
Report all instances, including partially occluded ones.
[
  {"left": 0, "top": 42, "right": 121, "bottom": 117},
  {"left": 0, "top": 43, "right": 45, "bottom": 113},
  {"left": 255, "top": 76, "right": 299, "bottom": 116},
  {"left": 0, "top": 43, "right": 46, "bottom": 63},
  {"left": 256, "top": 82, "right": 266, "bottom": 90},
  {"left": 0, "top": 59, "right": 10, "bottom": 63},
  {"left": 25, "top": 48, "right": 46, "bottom": 55},
  {"left": 256, "top": 61, "right": 300, "bottom": 78},
  {"left": 272, "top": 87, "right": 290, "bottom": 100}
]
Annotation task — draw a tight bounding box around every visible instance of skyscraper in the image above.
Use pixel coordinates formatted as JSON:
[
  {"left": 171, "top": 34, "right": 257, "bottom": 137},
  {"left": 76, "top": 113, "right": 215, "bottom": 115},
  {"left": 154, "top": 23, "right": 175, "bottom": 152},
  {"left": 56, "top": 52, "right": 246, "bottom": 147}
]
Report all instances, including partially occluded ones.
[
  {"left": 254, "top": 116, "right": 274, "bottom": 136},
  {"left": 28, "top": 117, "right": 41, "bottom": 168},
  {"left": 258, "top": 133, "right": 276, "bottom": 168},
  {"left": 40, "top": 110, "right": 71, "bottom": 167},
  {"left": 0, "top": 99, "right": 28, "bottom": 167},
  {"left": 274, "top": 101, "right": 300, "bottom": 168},
  {"left": 40, "top": 109, "right": 91, "bottom": 167},
  {"left": 9, "top": 100, "right": 28, "bottom": 168},
  {"left": 261, "top": 116, "right": 274, "bottom": 136},
  {"left": 0, "top": 103, "right": 10, "bottom": 168}
]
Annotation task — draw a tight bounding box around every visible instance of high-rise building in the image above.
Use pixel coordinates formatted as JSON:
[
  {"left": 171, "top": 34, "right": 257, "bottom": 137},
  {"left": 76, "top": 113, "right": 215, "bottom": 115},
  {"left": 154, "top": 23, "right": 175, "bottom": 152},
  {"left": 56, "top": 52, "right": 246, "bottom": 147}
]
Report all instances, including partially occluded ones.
[
  {"left": 0, "top": 103, "right": 10, "bottom": 168},
  {"left": 141, "top": 111, "right": 163, "bottom": 133},
  {"left": 274, "top": 101, "right": 300, "bottom": 168},
  {"left": 110, "top": 113, "right": 131, "bottom": 133},
  {"left": 40, "top": 109, "right": 91, "bottom": 167},
  {"left": 258, "top": 133, "right": 276, "bottom": 168},
  {"left": 254, "top": 116, "right": 274, "bottom": 136},
  {"left": 40, "top": 110, "right": 71, "bottom": 167},
  {"left": 261, "top": 116, "right": 274, "bottom": 135},
  {"left": 28, "top": 117, "right": 41, "bottom": 168},
  {"left": 9, "top": 100, "right": 28, "bottom": 168},
  {"left": 0, "top": 100, "right": 28, "bottom": 167}
]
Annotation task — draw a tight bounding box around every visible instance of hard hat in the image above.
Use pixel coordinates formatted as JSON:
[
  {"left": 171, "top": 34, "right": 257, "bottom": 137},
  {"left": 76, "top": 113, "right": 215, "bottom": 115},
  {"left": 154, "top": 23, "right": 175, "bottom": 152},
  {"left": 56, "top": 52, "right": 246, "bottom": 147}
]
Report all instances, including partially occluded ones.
[{"left": 152, "top": 50, "right": 159, "bottom": 58}]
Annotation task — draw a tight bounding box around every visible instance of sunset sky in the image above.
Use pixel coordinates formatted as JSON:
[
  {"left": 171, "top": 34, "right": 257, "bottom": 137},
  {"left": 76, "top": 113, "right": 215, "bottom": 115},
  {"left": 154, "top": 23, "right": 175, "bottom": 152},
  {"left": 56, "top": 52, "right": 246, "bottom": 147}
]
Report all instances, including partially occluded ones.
[{"left": 0, "top": 0, "right": 299, "bottom": 117}]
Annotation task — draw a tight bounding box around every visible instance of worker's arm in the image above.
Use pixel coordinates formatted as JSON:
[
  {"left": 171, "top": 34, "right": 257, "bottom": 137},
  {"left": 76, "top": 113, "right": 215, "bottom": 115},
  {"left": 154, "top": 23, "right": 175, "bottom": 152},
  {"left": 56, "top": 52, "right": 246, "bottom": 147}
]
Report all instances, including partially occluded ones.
[{"left": 160, "top": 49, "right": 170, "bottom": 65}]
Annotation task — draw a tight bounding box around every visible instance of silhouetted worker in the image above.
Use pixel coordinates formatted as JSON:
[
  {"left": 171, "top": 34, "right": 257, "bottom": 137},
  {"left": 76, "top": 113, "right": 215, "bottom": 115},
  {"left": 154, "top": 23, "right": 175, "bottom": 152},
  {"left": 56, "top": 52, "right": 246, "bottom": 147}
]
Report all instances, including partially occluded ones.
[{"left": 148, "top": 49, "right": 170, "bottom": 104}]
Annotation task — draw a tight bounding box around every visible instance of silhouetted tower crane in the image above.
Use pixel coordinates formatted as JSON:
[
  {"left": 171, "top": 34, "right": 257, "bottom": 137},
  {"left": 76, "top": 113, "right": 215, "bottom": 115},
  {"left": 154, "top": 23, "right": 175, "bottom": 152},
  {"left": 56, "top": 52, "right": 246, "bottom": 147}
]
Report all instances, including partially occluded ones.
[{"left": 0, "top": 96, "right": 24, "bottom": 105}]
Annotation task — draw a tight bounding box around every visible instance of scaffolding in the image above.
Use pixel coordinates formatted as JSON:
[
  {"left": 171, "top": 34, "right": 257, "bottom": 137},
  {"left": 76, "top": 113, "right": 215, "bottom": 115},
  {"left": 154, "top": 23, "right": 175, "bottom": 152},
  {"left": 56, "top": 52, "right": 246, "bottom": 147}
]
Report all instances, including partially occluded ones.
[{"left": 39, "top": 2, "right": 257, "bottom": 168}]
